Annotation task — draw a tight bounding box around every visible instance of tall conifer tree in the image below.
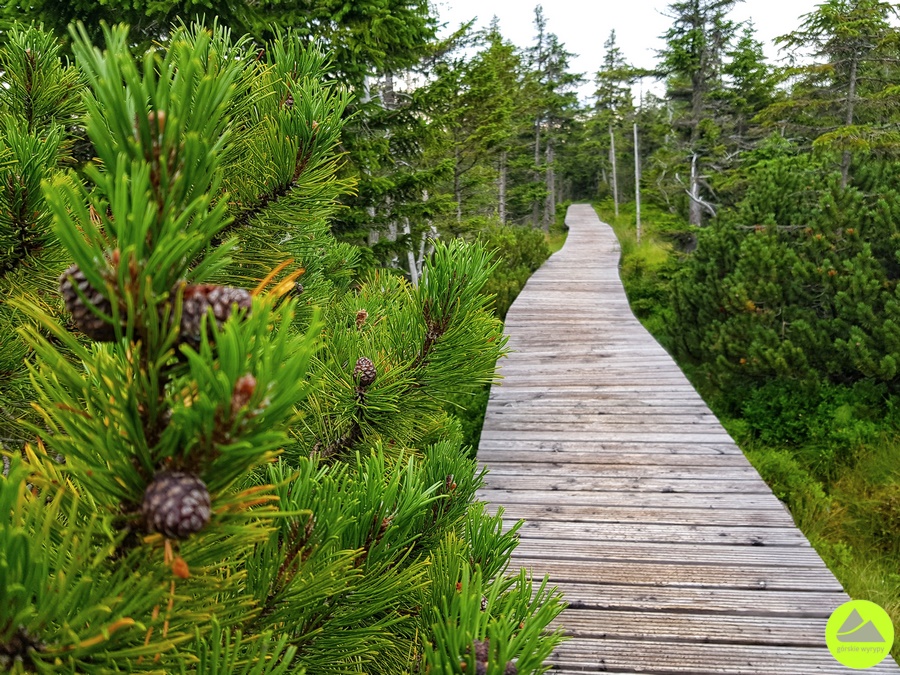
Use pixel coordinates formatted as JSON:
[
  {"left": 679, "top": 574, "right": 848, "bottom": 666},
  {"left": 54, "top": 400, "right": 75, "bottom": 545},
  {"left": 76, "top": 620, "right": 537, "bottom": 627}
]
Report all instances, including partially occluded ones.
[{"left": 659, "top": 0, "right": 739, "bottom": 225}]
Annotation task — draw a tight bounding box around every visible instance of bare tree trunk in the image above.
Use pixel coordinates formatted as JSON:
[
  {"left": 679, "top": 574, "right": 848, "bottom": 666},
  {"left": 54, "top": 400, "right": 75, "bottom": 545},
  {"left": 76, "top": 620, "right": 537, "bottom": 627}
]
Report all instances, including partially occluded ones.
[
  {"left": 532, "top": 117, "right": 541, "bottom": 227},
  {"left": 367, "top": 208, "right": 378, "bottom": 246},
  {"left": 416, "top": 190, "right": 437, "bottom": 278},
  {"left": 402, "top": 217, "right": 418, "bottom": 288},
  {"left": 361, "top": 76, "right": 380, "bottom": 246},
  {"left": 417, "top": 232, "right": 427, "bottom": 270},
  {"left": 841, "top": 55, "right": 858, "bottom": 189},
  {"left": 498, "top": 151, "right": 507, "bottom": 225},
  {"left": 688, "top": 65, "right": 705, "bottom": 227},
  {"left": 609, "top": 124, "right": 619, "bottom": 218},
  {"left": 381, "top": 71, "right": 396, "bottom": 110},
  {"left": 454, "top": 146, "right": 462, "bottom": 223},
  {"left": 634, "top": 122, "right": 642, "bottom": 243},
  {"left": 689, "top": 152, "right": 702, "bottom": 227},
  {"left": 385, "top": 195, "right": 398, "bottom": 268},
  {"left": 543, "top": 141, "right": 554, "bottom": 232}
]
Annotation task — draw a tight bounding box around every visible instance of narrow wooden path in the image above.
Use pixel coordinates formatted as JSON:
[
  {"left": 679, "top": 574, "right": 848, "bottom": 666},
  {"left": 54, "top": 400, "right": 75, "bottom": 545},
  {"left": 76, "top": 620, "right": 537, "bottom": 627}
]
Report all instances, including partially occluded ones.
[{"left": 478, "top": 204, "right": 899, "bottom": 674}]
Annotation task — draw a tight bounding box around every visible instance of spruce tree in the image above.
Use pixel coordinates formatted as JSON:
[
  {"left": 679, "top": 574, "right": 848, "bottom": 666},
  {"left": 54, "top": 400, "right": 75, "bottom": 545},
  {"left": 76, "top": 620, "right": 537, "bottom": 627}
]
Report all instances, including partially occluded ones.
[
  {"left": 658, "top": 0, "right": 740, "bottom": 225},
  {"left": 769, "top": 0, "right": 900, "bottom": 187},
  {"left": 1, "top": 22, "right": 564, "bottom": 674},
  {"left": 524, "top": 6, "right": 581, "bottom": 230},
  {"left": 593, "top": 30, "right": 637, "bottom": 209}
]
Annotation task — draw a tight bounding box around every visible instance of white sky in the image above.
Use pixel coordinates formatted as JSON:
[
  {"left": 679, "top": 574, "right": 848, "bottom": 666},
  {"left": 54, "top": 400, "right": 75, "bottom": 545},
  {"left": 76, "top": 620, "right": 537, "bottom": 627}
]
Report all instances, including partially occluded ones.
[{"left": 434, "top": 0, "right": 821, "bottom": 101}]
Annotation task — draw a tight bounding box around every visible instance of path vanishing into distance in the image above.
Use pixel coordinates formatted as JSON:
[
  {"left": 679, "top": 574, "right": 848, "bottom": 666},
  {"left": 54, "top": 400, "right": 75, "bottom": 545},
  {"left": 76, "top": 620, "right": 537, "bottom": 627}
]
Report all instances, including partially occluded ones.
[{"left": 477, "top": 204, "right": 900, "bottom": 674}]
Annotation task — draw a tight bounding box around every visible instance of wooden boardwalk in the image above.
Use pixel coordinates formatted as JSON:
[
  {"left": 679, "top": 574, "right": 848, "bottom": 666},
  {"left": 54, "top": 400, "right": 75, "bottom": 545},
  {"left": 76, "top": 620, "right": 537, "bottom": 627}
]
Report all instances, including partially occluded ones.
[{"left": 478, "top": 204, "right": 899, "bottom": 674}]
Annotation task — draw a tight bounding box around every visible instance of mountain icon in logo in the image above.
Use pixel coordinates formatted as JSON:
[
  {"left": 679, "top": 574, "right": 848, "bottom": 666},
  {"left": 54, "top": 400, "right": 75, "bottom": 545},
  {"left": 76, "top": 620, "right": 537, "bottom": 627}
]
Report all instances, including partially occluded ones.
[{"left": 836, "top": 609, "right": 886, "bottom": 643}]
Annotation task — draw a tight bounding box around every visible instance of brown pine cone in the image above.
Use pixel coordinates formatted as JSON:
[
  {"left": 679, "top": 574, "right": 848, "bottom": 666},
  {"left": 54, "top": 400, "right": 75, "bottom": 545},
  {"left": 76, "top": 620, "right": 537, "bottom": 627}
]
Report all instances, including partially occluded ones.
[
  {"left": 142, "top": 471, "right": 211, "bottom": 539},
  {"left": 472, "top": 639, "right": 489, "bottom": 663},
  {"left": 180, "top": 284, "right": 252, "bottom": 345},
  {"left": 353, "top": 357, "right": 377, "bottom": 387},
  {"left": 59, "top": 263, "right": 116, "bottom": 341}
]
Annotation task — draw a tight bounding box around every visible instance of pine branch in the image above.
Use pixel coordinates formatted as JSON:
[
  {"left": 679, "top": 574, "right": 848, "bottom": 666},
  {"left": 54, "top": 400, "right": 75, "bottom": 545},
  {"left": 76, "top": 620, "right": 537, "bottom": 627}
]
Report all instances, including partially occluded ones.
[{"left": 229, "top": 125, "right": 320, "bottom": 231}]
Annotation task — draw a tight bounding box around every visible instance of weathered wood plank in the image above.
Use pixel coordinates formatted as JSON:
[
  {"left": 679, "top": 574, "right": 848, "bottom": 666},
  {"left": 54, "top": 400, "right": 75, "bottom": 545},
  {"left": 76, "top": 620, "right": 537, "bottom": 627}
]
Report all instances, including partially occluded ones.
[
  {"left": 507, "top": 519, "right": 810, "bottom": 546},
  {"left": 485, "top": 464, "right": 761, "bottom": 480},
  {"left": 554, "top": 609, "right": 831, "bottom": 646},
  {"left": 511, "top": 538, "right": 830, "bottom": 567},
  {"left": 479, "top": 440, "right": 740, "bottom": 453},
  {"left": 478, "top": 489, "right": 788, "bottom": 510},
  {"left": 484, "top": 475, "right": 771, "bottom": 493},
  {"left": 484, "top": 412, "right": 721, "bottom": 424},
  {"left": 550, "top": 638, "right": 900, "bottom": 674},
  {"left": 475, "top": 204, "right": 900, "bottom": 673},
  {"left": 478, "top": 450, "right": 747, "bottom": 465},
  {"left": 553, "top": 582, "right": 843, "bottom": 617},
  {"left": 481, "top": 436, "right": 732, "bottom": 443},
  {"left": 483, "top": 503, "right": 797, "bottom": 528},
  {"left": 511, "top": 558, "right": 842, "bottom": 591}
]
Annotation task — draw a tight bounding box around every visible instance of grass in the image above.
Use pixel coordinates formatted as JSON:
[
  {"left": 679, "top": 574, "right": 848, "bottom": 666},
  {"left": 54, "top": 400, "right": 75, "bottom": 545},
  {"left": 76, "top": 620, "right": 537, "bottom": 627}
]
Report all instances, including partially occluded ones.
[
  {"left": 546, "top": 203, "right": 571, "bottom": 254},
  {"left": 546, "top": 228, "right": 567, "bottom": 254},
  {"left": 598, "top": 198, "right": 900, "bottom": 663}
]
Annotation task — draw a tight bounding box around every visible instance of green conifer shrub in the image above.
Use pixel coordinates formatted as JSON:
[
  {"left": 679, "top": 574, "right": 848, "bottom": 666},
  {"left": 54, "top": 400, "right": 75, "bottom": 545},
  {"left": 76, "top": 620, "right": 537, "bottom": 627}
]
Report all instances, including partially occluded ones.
[{"left": 671, "top": 150, "right": 900, "bottom": 395}]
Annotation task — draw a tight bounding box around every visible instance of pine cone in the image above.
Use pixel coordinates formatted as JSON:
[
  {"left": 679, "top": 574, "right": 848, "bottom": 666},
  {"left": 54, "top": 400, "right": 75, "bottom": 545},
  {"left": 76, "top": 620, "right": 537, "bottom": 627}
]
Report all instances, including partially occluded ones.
[
  {"left": 142, "top": 471, "right": 211, "bottom": 539},
  {"left": 59, "top": 263, "right": 116, "bottom": 341},
  {"left": 504, "top": 662, "right": 518, "bottom": 675},
  {"left": 355, "top": 308, "right": 368, "bottom": 328},
  {"left": 353, "top": 357, "right": 377, "bottom": 386},
  {"left": 472, "top": 640, "right": 489, "bottom": 663},
  {"left": 180, "top": 284, "right": 252, "bottom": 346}
]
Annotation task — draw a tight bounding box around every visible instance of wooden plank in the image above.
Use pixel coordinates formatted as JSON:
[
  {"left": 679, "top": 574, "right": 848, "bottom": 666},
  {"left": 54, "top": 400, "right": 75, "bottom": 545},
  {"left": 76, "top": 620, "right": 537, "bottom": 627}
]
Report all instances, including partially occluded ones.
[
  {"left": 480, "top": 431, "right": 736, "bottom": 444},
  {"left": 554, "top": 609, "right": 831, "bottom": 646},
  {"left": 550, "top": 639, "right": 900, "bottom": 674},
  {"left": 484, "top": 412, "right": 721, "bottom": 424},
  {"left": 477, "top": 489, "right": 788, "bottom": 510},
  {"left": 484, "top": 465, "right": 761, "bottom": 480},
  {"left": 483, "top": 475, "right": 771, "bottom": 494},
  {"left": 477, "top": 451, "right": 752, "bottom": 465},
  {"left": 483, "top": 503, "right": 797, "bottom": 528},
  {"left": 483, "top": 421, "right": 729, "bottom": 434},
  {"left": 511, "top": 558, "right": 842, "bottom": 591},
  {"left": 510, "top": 538, "right": 829, "bottom": 567},
  {"left": 552, "top": 582, "right": 843, "bottom": 617},
  {"left": 507, "top": 519, "right": 810, "bottom": 546},
  {"left": 478, "top": 439, "right": 737, "bottom": 451}
]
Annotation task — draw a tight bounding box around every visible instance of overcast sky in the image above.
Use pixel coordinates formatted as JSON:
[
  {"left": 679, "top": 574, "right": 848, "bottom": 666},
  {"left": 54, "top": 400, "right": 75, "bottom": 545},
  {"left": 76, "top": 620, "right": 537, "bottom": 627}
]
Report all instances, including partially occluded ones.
[{"left": 434, "top": 0, "right": 821, "bottom": 101}]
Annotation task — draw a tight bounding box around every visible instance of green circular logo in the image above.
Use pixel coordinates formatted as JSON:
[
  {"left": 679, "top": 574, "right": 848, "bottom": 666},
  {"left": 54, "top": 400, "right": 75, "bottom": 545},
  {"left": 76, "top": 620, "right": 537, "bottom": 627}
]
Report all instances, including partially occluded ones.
[{"left": 826, "top": 600, "right": 895, "bottom": 669}]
